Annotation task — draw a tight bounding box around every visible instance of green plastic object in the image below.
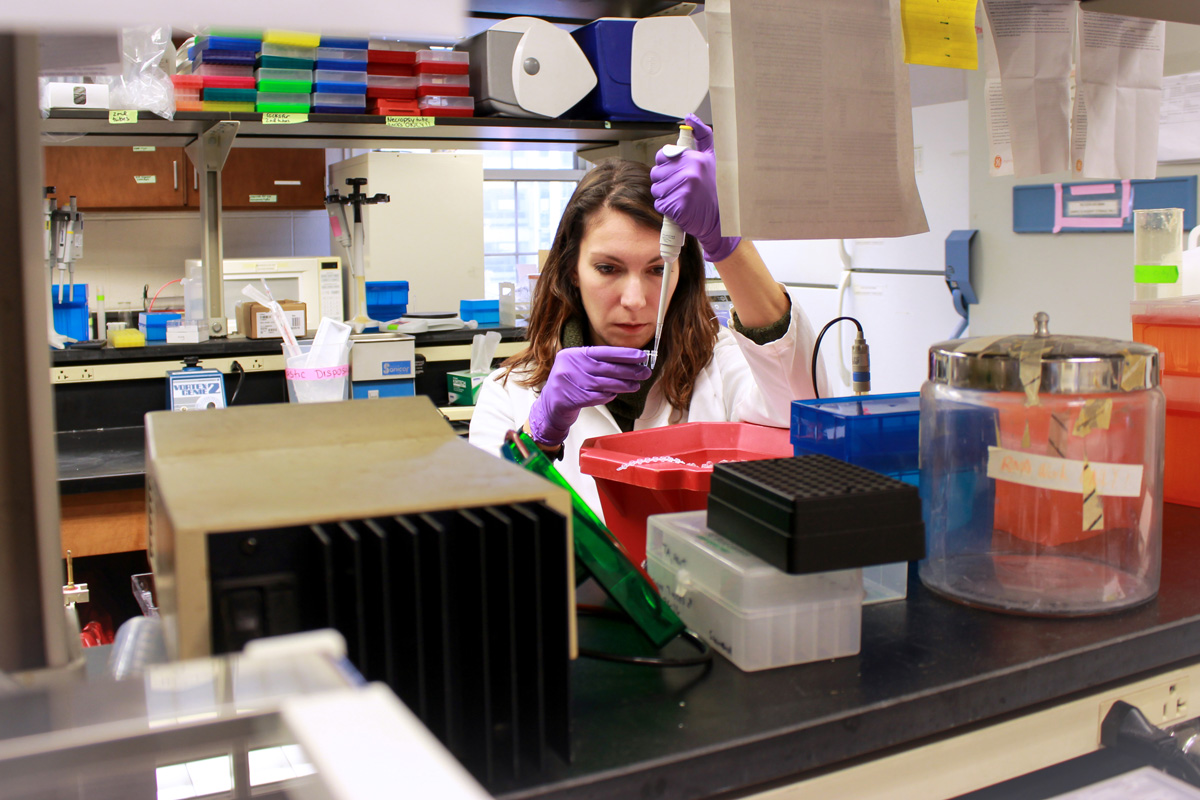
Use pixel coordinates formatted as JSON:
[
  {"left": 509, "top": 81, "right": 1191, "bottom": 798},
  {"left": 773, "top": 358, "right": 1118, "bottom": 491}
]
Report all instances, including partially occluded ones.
[
  {"left": 502, "top": 430, "right": 684, "bottom": 649},
  {"left": 258, "top": 55, "right": 315, "bottom": 70},
  {"left": 257, "top": 80, "right": 313, "bottom": 93},
  {"left": 256, "top": 103, "right": 311, "bottom": 113}
]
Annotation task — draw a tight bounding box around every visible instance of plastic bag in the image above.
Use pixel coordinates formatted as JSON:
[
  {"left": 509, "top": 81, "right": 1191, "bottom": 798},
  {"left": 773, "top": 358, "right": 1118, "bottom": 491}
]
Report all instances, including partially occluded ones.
[{"left": 98, "top": 26, "right": 175, "bottom": 120}]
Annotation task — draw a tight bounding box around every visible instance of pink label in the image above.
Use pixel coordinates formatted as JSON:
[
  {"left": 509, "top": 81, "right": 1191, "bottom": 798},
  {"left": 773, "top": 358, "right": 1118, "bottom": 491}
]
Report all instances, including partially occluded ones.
[
  {"left": 285, "top": 364, "right": 349, "bottom": 381},
  {"left": 1069, "top": 183, "right": 1116, "bottom": 196}
]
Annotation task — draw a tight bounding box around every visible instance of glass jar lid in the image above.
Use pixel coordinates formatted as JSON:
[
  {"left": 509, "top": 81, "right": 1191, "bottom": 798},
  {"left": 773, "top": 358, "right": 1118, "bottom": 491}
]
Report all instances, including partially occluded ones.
[{"left": 929, "top": 312, "right": 1159, "bottom": 394}]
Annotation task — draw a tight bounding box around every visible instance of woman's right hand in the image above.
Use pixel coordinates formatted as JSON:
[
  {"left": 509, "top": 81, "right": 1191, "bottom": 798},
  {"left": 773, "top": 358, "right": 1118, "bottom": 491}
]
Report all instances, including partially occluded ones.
[{"left": 528, "top": 346, "right": 652, "bottom": 448}]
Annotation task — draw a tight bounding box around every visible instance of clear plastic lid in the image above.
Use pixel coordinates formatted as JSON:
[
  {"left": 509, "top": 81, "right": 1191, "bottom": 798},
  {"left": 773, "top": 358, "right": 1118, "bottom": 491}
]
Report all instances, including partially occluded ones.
[
  {"left": 260, "top": 42, "right": 316, "bottom": 60},
  {"left": 646, "top": 511, "right": 862, "bottom": 612},
  {"left": 418, "top": 95, "right": 473, "bottom": 109},
  {"left": 316, "top": 47, "right": 368, "bottom": 62},
  {"left": 314, "top": 69, "right": 367, "bottom": 84},
  {"left": 415, "top": 49, "right": 468, "bottom": 64},
  {"left": 254, "top": 67, "right": 313, "bottom": 81},
  {"left": 311, "top": 93, "right": 367, "bottom": 108},
  {"left": 418, "top": 74, "right": 469, "bottom": 87},
  {"left": 367, "top": 75, "right": 418, "bottom": 88},
  {"left": 1131, "top": 295, "right": 1200, "bottom": 324}
]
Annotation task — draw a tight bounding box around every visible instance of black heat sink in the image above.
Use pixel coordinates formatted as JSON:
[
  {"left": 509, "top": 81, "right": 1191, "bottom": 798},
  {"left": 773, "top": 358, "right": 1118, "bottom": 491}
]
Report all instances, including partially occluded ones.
[{"left": 206, "top": 501, "right": 571, "bottom": 789}]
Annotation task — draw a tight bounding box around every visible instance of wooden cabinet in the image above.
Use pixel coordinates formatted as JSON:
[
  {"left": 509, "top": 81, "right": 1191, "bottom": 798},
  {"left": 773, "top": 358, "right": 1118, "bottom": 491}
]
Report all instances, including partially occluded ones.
[
  {"left": 44, "top": 146, "right": 327, "bottom": 211},
  {"left": 189, "top": 148, "right": 327, "bottom": 210},
  {"left": 44, "top": 146, "right": 187, "bottom": 209}
]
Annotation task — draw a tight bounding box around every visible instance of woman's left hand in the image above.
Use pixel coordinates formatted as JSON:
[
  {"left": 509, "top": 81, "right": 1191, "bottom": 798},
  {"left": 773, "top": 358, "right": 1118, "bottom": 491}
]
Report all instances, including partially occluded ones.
[{"left": 649, "top": 113, "right": 741, "bottom": 263}]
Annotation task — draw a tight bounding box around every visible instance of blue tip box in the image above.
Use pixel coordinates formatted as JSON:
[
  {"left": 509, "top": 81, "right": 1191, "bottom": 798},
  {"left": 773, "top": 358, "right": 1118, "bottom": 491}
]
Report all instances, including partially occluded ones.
[
  {"left": 139, "top": 311, "right": 182, "bottom": 342},
  {"left": 460, "top": 298, "right": 500, "bottom": 326}
]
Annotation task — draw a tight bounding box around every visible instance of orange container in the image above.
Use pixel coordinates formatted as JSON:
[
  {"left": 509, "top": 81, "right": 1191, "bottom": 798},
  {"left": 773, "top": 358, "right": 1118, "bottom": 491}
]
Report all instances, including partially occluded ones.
[
  {"left": 579, "top": 422, "right": 793, "bottom": 565},
  {"left": 1132, "top": 297, "right": 1200, "bottom": 507}
]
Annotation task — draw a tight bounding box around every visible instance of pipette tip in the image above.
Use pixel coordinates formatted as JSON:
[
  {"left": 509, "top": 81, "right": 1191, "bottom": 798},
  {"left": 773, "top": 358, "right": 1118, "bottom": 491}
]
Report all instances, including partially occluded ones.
[{"left": 646, "top": 351, "right": 657, "bottom": 369}]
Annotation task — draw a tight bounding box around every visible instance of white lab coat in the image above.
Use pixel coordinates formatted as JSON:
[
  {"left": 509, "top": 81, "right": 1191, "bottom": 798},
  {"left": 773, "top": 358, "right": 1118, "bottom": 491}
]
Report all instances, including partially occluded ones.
[{"left": 468, "top": 300, "right": 827, "bottom": 522}]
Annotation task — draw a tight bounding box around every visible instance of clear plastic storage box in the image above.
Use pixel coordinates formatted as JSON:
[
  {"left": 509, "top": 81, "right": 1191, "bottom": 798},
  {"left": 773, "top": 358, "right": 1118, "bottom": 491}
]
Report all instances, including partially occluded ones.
[{"left": 646, "top": 511, "right": 862, "bottom": 672}]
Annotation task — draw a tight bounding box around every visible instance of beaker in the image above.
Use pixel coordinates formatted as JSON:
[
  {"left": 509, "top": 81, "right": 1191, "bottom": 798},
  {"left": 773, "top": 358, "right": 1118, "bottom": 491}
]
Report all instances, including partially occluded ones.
[{"left": 1134, "top": 208, "right": 1183, "bottom": 301}]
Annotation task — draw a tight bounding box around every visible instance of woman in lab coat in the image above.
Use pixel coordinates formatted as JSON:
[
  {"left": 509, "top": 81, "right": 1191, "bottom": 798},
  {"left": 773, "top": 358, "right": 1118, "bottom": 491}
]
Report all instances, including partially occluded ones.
[{"left": 469, "top": 114, "right": 827, "bottom": 521}]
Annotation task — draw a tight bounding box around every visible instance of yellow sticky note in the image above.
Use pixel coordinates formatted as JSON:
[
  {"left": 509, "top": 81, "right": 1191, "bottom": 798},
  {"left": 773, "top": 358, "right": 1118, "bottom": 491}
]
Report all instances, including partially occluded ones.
[
  {"left": 108, "top": 109, "right": 138, "bottom": 124},
  {"left": 262, "top": 113, "right": 308, "bottom": 125},
  {"left": 901, "top": 0, "right": 978, "bottom": 70},
  {"left": 385, "top": 116, "right": 435, "bottom": 129}
]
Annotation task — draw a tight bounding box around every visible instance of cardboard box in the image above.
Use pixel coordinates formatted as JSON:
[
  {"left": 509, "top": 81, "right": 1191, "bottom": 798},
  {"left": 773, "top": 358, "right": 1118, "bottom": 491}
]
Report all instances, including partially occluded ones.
[
  {"left": 447, "top": 370, "right": 489, "bottom": 406},
  {"left": 237, "top": 301, "right": 307, "bottom": 339}
]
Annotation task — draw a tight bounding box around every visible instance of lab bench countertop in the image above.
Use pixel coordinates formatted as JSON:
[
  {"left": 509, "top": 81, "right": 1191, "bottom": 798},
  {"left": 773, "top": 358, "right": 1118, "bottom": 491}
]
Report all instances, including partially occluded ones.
[
  {"left": 51, "top": 325, "right": 527, "bottom": 364},
  {"left": 494, "top": 503, "right": 1200, "bottom": 800}
]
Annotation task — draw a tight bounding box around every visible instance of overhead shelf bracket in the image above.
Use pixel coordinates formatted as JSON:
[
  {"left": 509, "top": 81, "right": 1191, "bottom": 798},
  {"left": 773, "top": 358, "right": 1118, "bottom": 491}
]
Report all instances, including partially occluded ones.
[{"left": 184, "top": 120, "right": 239, "bottom": 338}]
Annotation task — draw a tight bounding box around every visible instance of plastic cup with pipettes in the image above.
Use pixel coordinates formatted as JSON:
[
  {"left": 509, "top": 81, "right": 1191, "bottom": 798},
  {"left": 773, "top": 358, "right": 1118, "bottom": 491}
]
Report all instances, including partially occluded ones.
[
  {"left": 284, "top": 340, "right": 352, "bottom": 403},
  {"left": 1134, "top": 208, "right": 1184, "bottom": 300}
]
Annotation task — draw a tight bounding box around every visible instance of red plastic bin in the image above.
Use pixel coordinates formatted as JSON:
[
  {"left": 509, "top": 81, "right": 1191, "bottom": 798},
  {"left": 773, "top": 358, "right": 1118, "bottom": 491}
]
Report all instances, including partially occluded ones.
[{"left": 579, "top": 421, "right": 793, "bottom": 564}]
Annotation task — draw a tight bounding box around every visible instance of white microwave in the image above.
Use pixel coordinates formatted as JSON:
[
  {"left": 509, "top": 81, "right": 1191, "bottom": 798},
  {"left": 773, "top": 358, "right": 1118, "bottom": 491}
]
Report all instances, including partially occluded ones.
[{"left": 186, "top": 256, "right": 345, "bottom": 335}]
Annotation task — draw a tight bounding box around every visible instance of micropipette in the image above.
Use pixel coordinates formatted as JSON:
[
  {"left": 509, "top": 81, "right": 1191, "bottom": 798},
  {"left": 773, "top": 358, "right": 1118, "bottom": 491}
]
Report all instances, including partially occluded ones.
[{"left": 648, "top": 123, "right": 696, "bottom": 369}]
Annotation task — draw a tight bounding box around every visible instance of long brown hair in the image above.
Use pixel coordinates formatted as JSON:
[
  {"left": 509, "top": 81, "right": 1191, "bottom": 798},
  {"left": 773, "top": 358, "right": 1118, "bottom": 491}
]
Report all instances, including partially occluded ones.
[{"left": 501, "top": 158, "right": 718, "bottom": 413}]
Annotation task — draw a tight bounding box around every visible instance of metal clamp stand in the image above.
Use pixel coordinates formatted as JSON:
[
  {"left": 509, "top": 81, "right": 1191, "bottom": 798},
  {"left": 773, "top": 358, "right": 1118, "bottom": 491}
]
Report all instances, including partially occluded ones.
[{"left": 184, "top": 121, "right": 239, "bottom": 338}]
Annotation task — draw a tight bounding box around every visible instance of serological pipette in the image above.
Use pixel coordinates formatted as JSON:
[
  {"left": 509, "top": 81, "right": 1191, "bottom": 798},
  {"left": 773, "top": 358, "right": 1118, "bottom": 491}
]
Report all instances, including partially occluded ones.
[{"left": 648, "top": 123, "right": 696, "bottom": 369}]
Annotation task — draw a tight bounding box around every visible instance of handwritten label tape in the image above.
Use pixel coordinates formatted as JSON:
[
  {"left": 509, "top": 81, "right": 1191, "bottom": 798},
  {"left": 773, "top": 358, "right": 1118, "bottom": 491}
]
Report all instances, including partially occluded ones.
[
  {"left": 284, "top": 365, "right": 350, "bottom": 381},
  {"left": 109, "top": 110, "right": 138, "bottom": 124},
  {"left": 385, "top": 116, "right": 435, "bottom": 128},
  {"left": 986, "top": 446, "right": 1142, "bottom": 498},
  {"left": 262, "top": 113, "right": 308, "bottom": 125}
]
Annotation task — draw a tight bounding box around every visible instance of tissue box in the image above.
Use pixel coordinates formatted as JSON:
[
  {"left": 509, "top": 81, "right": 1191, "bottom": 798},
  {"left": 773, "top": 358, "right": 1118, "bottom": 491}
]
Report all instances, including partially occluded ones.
[
  {"left": 447, "top": 370, "right": 489, "bottom": 406},
  {"left": 238, "top": 300, "right": 307, "bottom": 339}
]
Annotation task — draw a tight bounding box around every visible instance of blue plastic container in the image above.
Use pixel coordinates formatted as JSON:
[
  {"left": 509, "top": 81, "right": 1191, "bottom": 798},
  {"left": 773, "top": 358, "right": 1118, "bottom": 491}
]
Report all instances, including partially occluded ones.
[
  {"left": 195, "top": 35, "right": 263, "bottom": 52},
  {"left": 460, "top": 298, "right": 500, "bottom": 325},
  {"left": 319, "top": 37, "right": 370, "bottom": 50},
  {"left": 569, "top": 19, "right": 674, "bottom": 122},
  {"left": 139, "top": 312, "right": 182, "bottom": 342},
  {"left": 193, "top": 49, "right": 257, "bottom": 67},
  {"left": 790, "top": 392, "right": 921, "bottom": 485},
  {"left": 52, "top": 284, "right": 89, "bottom": 342},
  {"left": 366, "top": 281, "right": 409, "bottom": 322}
]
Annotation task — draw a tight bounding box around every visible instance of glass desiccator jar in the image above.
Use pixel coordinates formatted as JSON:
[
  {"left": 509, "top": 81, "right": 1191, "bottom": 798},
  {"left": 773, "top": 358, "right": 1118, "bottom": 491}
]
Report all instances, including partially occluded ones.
[{"left": 919, "top": 312, "right": 1164, "bottom": 616}]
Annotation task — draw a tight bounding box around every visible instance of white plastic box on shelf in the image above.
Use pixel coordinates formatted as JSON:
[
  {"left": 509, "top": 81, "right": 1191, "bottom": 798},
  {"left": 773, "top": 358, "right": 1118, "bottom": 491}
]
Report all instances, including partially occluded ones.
[{"left": 646, "top": 511, "right": 863, "bottom": 672}]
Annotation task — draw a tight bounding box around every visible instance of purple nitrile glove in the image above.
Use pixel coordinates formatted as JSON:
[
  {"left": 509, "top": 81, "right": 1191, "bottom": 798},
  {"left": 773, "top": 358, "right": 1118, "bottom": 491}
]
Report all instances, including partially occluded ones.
[
  {"left": 528, "top": 346, "right": 652, "bottom": 447},
  {"left": 649, "top": 113, "right": 742, "bottom": 264}
]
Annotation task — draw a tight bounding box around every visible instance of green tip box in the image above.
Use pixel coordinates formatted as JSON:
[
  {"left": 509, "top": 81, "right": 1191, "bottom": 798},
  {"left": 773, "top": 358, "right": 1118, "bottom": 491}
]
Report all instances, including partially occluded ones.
[{"left": 447, "top": 370, "right": 489, "bottom": 405}]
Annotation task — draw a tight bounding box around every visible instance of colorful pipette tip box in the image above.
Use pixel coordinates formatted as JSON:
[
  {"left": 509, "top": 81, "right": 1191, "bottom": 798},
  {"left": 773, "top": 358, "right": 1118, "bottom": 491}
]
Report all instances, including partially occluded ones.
[
  {"left": 263, "top": 30, "right": 321, "bottom": 48},
  {"left": 418, "top": 95, "right": 473, "bottom": 117},
  {"left": 311, "top": 93, "right": 366, "bottom": 114},
  {"left": 415, "top": 50, "right": 469, "bottom": 74},
  {"left": 255, "top": 68, "right": 314, "bottom": 93},
  {"left": 417, "top": 74, "right": 470, "bottom": 97}
]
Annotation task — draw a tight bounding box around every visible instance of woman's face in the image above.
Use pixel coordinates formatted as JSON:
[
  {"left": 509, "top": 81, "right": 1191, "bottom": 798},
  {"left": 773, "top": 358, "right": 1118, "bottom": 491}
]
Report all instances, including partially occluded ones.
[{"left": 574, "top": 206, "right": 678, "bottom": 349}]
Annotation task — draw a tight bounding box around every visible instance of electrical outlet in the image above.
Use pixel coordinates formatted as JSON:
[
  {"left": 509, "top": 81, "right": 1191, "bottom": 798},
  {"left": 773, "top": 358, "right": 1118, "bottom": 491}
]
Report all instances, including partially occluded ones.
[
  {"left": 1100, "top": 676, "right": 1190, "bottom": 733},
  {"left": 245, "top": 358, "right": 265, "bottom": 371},
  {"left": 52, "top": 366, "right": 95, "bottom": 383}
]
